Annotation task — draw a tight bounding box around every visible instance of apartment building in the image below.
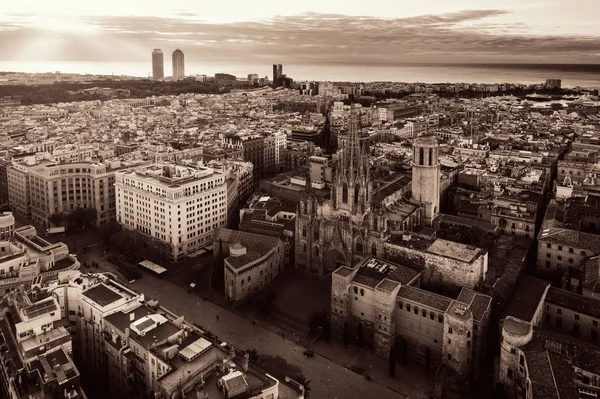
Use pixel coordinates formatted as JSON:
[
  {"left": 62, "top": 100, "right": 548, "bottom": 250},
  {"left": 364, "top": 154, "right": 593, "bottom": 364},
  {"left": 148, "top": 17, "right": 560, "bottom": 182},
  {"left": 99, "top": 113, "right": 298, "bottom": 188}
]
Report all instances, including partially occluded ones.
[
  {"left": 0, "top": 285, "right": 87, "bottom": 399},
  {"left": 7, "top": 155, "right": 148, "bottom": 226},
  {"left": 115, "top": 164, "right": 228, "bottom": 262},
  {"left": 497, "top": 276, "right": 600, "bottom": 399},
  {"left": 537, "top": 200, "right": 600, "bottom": 278},
  {"left": 222, "top": 133, "right": 265, "bottom": 181},
  {"left": 214, "top": 228, "right": 285, "bottom": 302},
  {"left": 331, "top": 257, "right": 491, "bottom": 392},
  {"left": 0, "top": 214, "right": 79, "bottom": 295},
  {"left": 13, "top": 271, "right": 304, "bottom": 399}
]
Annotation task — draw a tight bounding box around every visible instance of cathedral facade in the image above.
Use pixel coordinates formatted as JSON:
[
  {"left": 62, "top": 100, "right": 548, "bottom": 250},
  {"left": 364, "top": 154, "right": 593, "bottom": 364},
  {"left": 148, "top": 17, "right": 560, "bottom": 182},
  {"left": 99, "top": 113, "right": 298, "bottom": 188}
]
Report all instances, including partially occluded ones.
[{"left": 296, "top": 106, "right": 392, "bottom": 274}]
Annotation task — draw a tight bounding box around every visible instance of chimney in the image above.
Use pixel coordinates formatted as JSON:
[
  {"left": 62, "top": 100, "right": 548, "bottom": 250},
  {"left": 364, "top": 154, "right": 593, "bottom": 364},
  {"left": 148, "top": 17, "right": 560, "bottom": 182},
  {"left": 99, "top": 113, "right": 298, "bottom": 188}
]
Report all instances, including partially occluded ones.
[
  {"left": 130, "top": 312, "right": 135, "bottom": 322},
  {"left": 125, "top": 328, "right": 130, "bottom": 343}
]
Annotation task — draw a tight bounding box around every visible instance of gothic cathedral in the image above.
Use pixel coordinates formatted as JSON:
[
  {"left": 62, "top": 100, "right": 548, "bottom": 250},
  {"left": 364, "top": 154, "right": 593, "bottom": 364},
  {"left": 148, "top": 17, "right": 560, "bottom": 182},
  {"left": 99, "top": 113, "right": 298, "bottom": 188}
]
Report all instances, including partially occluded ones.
[{"left": 296, "top": 105, "right": 390, "bottom": 274}]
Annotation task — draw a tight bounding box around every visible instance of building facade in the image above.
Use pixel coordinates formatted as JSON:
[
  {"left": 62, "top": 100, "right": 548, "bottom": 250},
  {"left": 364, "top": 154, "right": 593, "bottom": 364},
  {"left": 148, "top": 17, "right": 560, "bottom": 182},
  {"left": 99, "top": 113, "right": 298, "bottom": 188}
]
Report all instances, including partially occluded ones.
[
  {"left": 152, "top": 49, "right": 164, "bottom": 80},
  {"left": 7, "top": 157, "right": 146, "bottom": 227},
  {"left": 172, "top": 49, "right": 185, "bottom": 81},
  {"left": 331, "top": 257, "right": 491, "bottom": 391},
  {"left": 215, "top": 228, "right": 285, "bottom": 301},
  {"left": 412, "top": 136, "right": 441, "bottom": 226},
  {"left": 115, "top": 164, "right": 228, "bottom": 262}
]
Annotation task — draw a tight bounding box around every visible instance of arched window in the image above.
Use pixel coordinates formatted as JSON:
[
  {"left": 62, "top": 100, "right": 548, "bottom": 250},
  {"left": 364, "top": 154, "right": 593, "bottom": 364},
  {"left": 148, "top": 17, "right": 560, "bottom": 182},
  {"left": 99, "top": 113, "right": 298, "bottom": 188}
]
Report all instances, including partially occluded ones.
[
  {"left": 314, "top": 246, "right": 319, "bottom": 257},
  {"left": 354, "top": 184, "right": 360, "bottom": 206},
  {"left": 353, "top": 286, "right": 358, "bottom": 294},
  {"left": 342, "top": 183, "right": 348, "bottom": 203},
  {"left": 373, "top": 216, "right": 378, "bottom": 231},
  {"left": 429, "top": 148, "right": 434, "bottom": 166},
  {"left": 302, "top": 243, "right": 307, "bottom": 253},
  {"left": 302, "top": 227, "right": 307, "bottom": 237},
  {"left": 356, "top": 238, "right": 363, "bottom": 252},
  {"left": 313, "top": 227, "right": 319, "bottom": 240},
  {"left": 371, "top": 243, "right": 377, "bottom": 256},
  {"left": 419, "top": 148, "right": 424, "bottom": 165}
]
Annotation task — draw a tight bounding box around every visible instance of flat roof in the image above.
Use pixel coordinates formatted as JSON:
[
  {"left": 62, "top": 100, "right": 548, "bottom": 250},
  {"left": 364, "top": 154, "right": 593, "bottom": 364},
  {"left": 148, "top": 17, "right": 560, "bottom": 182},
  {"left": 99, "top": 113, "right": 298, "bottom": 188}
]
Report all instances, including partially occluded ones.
[
  {"left": 139, "top": 260, "right": 167, "bottom": 275},
  {"left": 427, "top": 238, "right": 481, "bottom": 263},
  {"left": 503, "top": 276, "right": 549, "bottom": 323},
  {"left": 82, "top": 284, "right": 123, "bottom": 307}
]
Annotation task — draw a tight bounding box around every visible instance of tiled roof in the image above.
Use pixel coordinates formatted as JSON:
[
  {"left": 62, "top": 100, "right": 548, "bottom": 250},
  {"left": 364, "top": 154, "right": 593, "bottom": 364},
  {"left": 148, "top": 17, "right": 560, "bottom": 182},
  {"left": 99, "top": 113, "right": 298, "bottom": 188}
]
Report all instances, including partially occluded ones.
[
  {"left": 397, "top": 286, "right": 452, "bottom": 312},
  {"left": 539, "top": 228, "right": 600, "bottom": 253},
  {"left": 546, "top": 287, "right": 600, "bottom": 319},
  {"left": 216, "top": 228, "right": 281, "bottom": 270}
]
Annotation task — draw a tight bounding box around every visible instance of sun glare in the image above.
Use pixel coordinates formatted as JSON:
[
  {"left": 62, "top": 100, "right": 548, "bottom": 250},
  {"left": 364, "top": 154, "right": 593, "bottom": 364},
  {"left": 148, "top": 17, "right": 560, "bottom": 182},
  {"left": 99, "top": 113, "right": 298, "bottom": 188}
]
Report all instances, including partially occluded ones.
[{"left": 31, "top": 16, "right": 100, "bottom": 34}]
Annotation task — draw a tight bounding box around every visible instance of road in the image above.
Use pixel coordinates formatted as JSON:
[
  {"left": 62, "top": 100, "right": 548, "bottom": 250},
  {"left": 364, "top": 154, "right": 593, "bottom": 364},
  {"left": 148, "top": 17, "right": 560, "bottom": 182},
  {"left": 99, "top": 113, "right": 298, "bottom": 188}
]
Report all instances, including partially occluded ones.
[
  {"left": 79, "top": 247, "right": 404, "bottom": 399},
  {"left": 130, "top": 273, "right": 404, "bottom": 399}
]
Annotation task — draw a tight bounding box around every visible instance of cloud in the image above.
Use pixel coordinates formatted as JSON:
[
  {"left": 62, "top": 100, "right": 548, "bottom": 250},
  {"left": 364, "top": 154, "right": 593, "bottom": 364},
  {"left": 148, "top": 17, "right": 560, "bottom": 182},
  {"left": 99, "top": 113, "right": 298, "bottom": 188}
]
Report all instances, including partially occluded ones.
[{"left": 1, "top": 10, "right": 599, "bottom": 64}]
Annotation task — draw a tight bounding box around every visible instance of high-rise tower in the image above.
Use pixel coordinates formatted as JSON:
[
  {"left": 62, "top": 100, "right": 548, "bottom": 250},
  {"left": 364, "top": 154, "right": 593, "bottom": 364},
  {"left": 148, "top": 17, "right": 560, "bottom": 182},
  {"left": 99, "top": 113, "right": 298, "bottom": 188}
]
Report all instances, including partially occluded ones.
[
  {"left": 152, "top": 49, "right": 164, "bottom": 79},
  {"left": 172, "top": 49, "right": 185, "bottom": 81},
  {"left": 272, "top": 64, "right": 282, "bottom": 82},
  {"left": 411, "top": 136, "right": 440, "bottom": 226}
]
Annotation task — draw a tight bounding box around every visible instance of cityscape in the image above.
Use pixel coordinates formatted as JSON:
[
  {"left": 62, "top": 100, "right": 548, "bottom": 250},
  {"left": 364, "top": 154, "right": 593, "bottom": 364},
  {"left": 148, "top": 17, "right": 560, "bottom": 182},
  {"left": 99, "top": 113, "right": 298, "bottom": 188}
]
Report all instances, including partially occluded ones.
[{"left": 0, "top": 2, "right": 600, "bottom": 399}]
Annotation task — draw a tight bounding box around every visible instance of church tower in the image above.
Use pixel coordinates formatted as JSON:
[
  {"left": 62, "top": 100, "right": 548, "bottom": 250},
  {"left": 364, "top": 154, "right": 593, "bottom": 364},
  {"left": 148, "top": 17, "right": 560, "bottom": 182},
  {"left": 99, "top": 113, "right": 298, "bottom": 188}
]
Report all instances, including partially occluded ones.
[
  {"left": 331, "top": 104, "right": 372, "bottom": 217},
  {"left": 411, "top": 136, "right": 440, "bottom": 226}
]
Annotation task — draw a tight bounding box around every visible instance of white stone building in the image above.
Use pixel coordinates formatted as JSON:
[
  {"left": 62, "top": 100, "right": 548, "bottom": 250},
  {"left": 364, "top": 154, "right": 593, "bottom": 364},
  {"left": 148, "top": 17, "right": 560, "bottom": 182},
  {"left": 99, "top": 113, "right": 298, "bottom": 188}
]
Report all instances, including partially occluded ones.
[{"left": 115, "top": 164, "right": 228, "bottom": 262}]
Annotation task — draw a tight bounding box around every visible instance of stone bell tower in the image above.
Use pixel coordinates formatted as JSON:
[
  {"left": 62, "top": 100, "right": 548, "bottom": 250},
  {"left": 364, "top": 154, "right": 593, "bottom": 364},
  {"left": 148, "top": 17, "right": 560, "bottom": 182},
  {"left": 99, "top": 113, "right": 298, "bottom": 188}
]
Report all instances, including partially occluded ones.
[{"left": 411, "top": 136, "right": 440, "bottom": 226}]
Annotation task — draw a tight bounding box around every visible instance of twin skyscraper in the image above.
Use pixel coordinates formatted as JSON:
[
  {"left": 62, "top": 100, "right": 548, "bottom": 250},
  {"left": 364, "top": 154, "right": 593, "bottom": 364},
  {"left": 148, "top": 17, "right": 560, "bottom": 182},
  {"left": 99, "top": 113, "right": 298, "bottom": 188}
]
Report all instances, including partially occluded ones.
[{"left": 152, "top": 49, "right": 185, "bottom": 80}]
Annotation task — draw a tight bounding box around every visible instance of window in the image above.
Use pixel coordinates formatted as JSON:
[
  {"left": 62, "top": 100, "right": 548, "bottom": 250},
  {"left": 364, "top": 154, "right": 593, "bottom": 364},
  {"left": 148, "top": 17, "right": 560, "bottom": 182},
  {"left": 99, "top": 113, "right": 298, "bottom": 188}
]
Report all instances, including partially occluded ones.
[
  {"left": 430, "top": 312, "right": 435, "bottom": 320},
  {"left": 557, "top": 256, "right": 562, "bottom": 261},
  {"left": 422, "top": 309, "right": 427, "bottom": 317},
  {"left": 414, "top": 306, "right": 419, "bottom": 315},
  {"left": 546, "top": 253, "right": 551, "bottom": 258},
  {"left": 447, "top": 354, "right": 452, "bottom": 361},
  {"left": 438, "top": 315, "right": 444, "bottom": 323},
  {"left": 569, "top": 248, "right": 574, "bottom": 253},
  {"left": 447, "top": 339, "right": 451, "bottom": 344},
  {"left": 353, "top": 287, "right": 358, "bottom": 294},
  {"left": 558, "top": 246, "right": 563, "bottom": 250},
  {"left": 356, "top": 239, "right": 363, "bottom": 253},
  {"left": 547, "top": 243, "right": 551, "bottom": 249},
  {"left": 575, "top": 314, "right": 580, "bottom": 320},
  {"left": 406, "top": 304, "right": 411, "bottom": 312},
  {"left": 448, "top": 327, "right": 453, "bottom": 334},
  {"left": 557, "top": 308, "right": 562, "bottom": 315},
  {"left": 360, "top": 289, "right": 365, "bottom": 296},
  {"left": 313, "top": 228, "right": 319, "bottom": 240},
  {"left": 545, "top": 261, "right": 551, "bottom": 268},
  {"left": 399, "top": 302, "right": 403, "bottom": 310}
]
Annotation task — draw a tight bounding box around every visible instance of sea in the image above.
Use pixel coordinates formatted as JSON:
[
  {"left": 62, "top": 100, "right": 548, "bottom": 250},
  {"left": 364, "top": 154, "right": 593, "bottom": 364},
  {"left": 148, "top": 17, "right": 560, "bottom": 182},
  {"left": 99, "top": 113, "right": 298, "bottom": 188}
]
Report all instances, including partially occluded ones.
[{"left": 0, "top": 61, "right": 599, "bottom": 88}]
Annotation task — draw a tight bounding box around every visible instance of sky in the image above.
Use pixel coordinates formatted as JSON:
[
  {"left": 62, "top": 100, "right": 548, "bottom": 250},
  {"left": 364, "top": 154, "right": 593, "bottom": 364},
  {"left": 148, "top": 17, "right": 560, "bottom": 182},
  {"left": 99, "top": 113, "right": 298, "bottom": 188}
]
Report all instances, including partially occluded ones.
[{"left": 1, "top": 0, "right": 599, "bottom": 65}]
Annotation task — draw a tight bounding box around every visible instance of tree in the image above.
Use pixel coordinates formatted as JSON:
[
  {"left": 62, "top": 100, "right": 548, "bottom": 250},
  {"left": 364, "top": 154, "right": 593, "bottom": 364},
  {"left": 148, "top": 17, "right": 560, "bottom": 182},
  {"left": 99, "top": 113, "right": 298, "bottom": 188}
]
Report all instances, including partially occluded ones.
[
  {"left": 308, "top": 310, "right": 331, "bottom": 341},
  {"left": 66, "top": 207, "right": 97, "bottom": 228},
  {"left": 48, "top": 212, "right": 66, "bottom": 226},
  {"left": 99, "top": 221, "right": 120, "bottom": 246},
  {"left": 389, "top": 345, "right": 396, "bottom": 377},
  {"left": 343, "top": 322, "right": 349, "bottom": 346},
  {"left": 356, "top": 322, "right": 364, "bottom": 348},
  {"left": 211, "top": 238, "right": 225, "bottom": 291}
]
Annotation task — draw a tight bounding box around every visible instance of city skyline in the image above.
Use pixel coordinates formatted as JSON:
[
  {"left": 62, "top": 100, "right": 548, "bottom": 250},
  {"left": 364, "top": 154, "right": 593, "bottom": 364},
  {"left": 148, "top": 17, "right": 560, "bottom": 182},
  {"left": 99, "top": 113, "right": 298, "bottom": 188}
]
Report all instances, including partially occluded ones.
[{"left": 0, "top": 0, "right": 599, "bottom": 65}]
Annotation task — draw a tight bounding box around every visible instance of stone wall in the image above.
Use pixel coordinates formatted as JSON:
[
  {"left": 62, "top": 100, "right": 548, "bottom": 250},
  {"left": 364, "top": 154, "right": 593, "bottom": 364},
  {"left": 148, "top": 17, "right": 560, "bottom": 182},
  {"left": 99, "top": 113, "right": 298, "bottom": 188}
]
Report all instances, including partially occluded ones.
[{"left": 383, "top": 242, "right": 487, "bottom": 289}]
